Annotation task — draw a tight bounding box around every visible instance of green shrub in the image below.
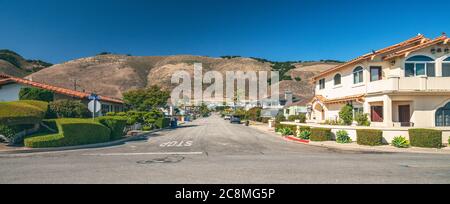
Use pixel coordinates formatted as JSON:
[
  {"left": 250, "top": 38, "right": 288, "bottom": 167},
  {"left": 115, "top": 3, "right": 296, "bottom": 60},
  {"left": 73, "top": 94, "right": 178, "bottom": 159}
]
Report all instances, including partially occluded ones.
[
  {"left": 49, "top": 100, "right": 90, "bottom": 118},
  {"left": 392, "top": 136, "right": 410, "bottom": 148},
  {"left": 246, "top": 107, "right": 262, "bottom": 121},
  {"left": 275, "top": 113, "right": 286, "bottom": 123},
  {"left": 106, "top": 112, "right": 116, "bottom": 116},
  {"left": 299, "top": 126, "right": 311, "bottom": 133},
  {"left": 155, "top": 117, "right": 170, "bottom": 129},
  {"left": 142, "top": 126, "right": 152, "bottom": 131},
  {"left": 0, "top": 124, "right": 16, "bottom": 142},
  {"left": 288, "top": 114, "right": 306, "bottom": 123},
  {"left": 323, "top": 119, "right": 343, "bottom": 126},
  {"left": 339, "top": 104, "right": 353, "bottom": 125},
  {"left": 116, "top": 112, "right": 127, "bottom": 117},
  {"left": 276, "top": 124, "right": 296, "bottom": 134},
  {"left": 24, "top": 118, "right": 111, "bottom": 148},
  {"left": 336, "top": 130, "right": 352, "bottom": 143},
  {"left": 96, "top": 116, "right": 127, "bottom": 140},
  {"left": 297, "top": 130, "right": 311, "bottom": 140},
  {"left": 279, "top": 128, "right": 293, "bottom": 136},
  {"left": 354, "top": 112, "right": 370, "bottom": 126},
  {"left": 409, "top": 129, "right": 442, "bottom": 148},
  {"left": 0, "top": 101, "right": 47, "bottom": 125},
  {"left": 356, "top": 129, "right": 383, "bottom": 146},
  {"left": 310, "top": 128, "right": 332, "bottom": 141},
  {"left": 19, "top": 87, "right": 54, "bottom": 102}
]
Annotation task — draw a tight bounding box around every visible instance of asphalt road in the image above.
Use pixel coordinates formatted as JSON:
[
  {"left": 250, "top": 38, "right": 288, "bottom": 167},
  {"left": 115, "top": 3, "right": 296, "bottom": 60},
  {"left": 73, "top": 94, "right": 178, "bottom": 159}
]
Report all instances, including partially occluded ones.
[{"left": 1, "top": 115, "right": 450, "bottom": 184}]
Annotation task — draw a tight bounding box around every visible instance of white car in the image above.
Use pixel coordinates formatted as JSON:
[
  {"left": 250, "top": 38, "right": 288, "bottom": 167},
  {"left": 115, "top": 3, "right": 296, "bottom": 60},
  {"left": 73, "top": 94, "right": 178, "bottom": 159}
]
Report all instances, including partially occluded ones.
[{"left": 224, "top": 115, "right": 231, "bottom": 120}]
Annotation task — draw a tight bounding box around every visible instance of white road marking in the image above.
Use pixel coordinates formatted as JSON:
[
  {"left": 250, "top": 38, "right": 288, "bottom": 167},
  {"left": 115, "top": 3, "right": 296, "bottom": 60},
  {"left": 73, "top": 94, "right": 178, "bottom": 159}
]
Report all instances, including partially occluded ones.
[
  {"left": 159, "top": 141, "right": 193, "bottom": 147},
  {"left": 82, "top": 152, "right": 204, "bottom": 156}
]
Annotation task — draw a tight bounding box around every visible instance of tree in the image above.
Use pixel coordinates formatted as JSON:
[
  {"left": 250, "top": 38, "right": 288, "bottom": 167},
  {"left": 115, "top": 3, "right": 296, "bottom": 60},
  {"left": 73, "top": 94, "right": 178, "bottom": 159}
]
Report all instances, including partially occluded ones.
[
  {"left": 123, "top": 86, "right": 170, "bottom": 111},
  {"left": 19, "top": 87, "right": 54, "bottom": 102},
  {"left": 199, "top": 103, "right": 210, "bottom": 117},
  {"left": 339, "top": 104, "right": 354, "bottom": 125},
  {"left": 246, "top": 107, "right": 262, "bottom": 121},
  {"left": 143, "top": 108, "right": 164, "bottom": 129}
]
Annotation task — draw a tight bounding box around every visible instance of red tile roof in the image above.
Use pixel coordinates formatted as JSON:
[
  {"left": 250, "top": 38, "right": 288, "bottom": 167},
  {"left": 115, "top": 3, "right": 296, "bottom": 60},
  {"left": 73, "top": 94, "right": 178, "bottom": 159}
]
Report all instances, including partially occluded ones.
[
  {"left": 0, "top": 73, "right": 124, "bottom": 104},
  {"left": 312, "top": 34, "right": 429, "bottom": 81},
  {"left": 311, "top": 94, "right": 365, "bottom": 105},
  {"left": 384, "top": 35, "right": 449, "bottom": 60}
]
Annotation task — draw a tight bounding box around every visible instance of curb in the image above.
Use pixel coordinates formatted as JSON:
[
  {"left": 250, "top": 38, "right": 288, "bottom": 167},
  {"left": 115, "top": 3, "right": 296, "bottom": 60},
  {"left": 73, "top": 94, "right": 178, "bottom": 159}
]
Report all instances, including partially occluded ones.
[
  {"left": 284, "top": 137, "right": 450, "bottom": 155},
  {"left": 0, "top": 127, "right": 172, "bottom": 155},
  {"left": 284, "top": 136, "right": 309, "bottom": 144}
]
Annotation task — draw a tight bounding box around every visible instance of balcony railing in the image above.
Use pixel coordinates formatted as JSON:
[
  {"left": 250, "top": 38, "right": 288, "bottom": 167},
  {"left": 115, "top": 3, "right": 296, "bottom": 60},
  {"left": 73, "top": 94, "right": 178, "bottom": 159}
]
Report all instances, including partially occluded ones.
[{"left": 367, "top": 76, "right": 450, "bottom": 94}]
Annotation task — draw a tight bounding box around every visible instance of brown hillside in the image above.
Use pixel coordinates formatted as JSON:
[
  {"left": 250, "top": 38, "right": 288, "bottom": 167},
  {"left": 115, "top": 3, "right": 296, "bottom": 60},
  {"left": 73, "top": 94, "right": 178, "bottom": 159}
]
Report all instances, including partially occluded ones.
[{"left": 29, "top": 54, "right": 339, "bottom": 100}]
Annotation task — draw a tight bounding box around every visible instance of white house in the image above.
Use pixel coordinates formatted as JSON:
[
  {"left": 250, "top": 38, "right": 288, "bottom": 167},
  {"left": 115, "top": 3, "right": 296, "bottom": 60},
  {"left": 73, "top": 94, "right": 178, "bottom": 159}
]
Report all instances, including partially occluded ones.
[
  {"left": 0, "top": 74, "right": 124, "bottom": 115},
  {"left": 309, "top": 33, "right": 450, "bottom": 128}
]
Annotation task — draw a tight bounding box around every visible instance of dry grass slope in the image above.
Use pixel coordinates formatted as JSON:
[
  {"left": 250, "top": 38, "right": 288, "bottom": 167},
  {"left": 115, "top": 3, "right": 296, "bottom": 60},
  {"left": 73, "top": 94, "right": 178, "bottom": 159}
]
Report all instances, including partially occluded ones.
[{"left": 28, "top": 54, "right": 340, "bottom": 100}]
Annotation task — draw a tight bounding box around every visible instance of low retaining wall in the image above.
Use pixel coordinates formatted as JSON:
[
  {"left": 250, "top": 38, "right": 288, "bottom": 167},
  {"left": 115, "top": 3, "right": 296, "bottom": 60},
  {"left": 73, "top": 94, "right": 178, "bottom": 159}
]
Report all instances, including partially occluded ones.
[{"left": 280, "top": 122, "right": 450, "bottom": 144}]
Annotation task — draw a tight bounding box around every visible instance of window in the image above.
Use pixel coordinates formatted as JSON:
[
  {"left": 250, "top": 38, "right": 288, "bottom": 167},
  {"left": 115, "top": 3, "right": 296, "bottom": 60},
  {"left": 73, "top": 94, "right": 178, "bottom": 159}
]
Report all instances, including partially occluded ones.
[
  {"left": 443, "top": 57, "right": 450, "bottom": 77},
  {"left": 370, "top": 66, "right": 382, "bottom": 82},
  {"left": 319, "top": 78, "right": 325, "bottom": 89},
  {"left": 436, "top": 102, "right": 450, "bottom": 126},
  {"left": 353, "top": 107, "right": 363, "bottom": 117},
  {"left": 334, "top": 74, "right": 341, "bottom": 86},
  {"left": 353, "top": 66, "right": 364, "bottom": 84},
  {"left": 405, "top": 55, "right": 435, "bottom": 77},
  {"left": 371, "top": 106, "right": 383, "bottom": 122}
]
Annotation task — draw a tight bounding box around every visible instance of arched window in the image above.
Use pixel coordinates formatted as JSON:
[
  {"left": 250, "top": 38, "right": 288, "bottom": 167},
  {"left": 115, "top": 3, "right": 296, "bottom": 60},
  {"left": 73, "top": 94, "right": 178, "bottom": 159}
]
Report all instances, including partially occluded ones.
[
  {"left": 443, "top": 57, "right": 450, "bottom": 77},
  {"left": 334, "top": 74, "right": 341, "bottom": 86},
  {"left": 353, "top": 66, "right": 363, "bottom": 84},
  {"left": 436, "top": 102, "right": 450, "bottom": 126},
  {"left": 405, "top": 55, "right": 435, "bottom": 77}
]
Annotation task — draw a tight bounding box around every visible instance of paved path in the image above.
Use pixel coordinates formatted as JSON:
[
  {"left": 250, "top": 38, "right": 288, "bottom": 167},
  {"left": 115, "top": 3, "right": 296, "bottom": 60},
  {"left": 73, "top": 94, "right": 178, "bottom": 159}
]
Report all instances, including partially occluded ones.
[{"left": 1, "top": 115, "right": 450, "bottom": 183}]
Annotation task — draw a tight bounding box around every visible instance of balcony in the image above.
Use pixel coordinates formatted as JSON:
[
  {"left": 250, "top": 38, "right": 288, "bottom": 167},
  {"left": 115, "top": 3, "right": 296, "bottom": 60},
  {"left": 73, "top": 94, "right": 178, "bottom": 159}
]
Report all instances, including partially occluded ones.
[{"left": 367, "top": 76, "right": 450, "bottom": 94}]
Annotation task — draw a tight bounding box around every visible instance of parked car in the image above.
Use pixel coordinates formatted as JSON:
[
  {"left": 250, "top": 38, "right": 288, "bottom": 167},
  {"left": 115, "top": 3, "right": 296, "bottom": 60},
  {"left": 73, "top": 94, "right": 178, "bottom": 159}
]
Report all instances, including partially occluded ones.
[
  {"left": 224, "top": 115, "right": 231, "bottom": 120},
  {"left": 230, "top": 115, "right": 241, "bottom": 124}
]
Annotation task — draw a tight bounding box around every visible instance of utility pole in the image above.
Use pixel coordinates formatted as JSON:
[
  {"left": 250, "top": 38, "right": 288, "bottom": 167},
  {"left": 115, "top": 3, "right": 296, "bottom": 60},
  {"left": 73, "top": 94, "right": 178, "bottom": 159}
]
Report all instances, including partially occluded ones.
[{"left": 69, "top": 78, "right": 80, "bottom": 91}]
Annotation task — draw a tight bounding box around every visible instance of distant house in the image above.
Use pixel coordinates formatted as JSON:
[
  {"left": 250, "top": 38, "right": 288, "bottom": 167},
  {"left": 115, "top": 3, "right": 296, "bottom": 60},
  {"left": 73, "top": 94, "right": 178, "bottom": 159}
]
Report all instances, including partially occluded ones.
[
  {"left": 0, "top": 74, "right": 124, "bottom": 115},
  {"left": 260, "top": 91, "right": 306, "bottom": 118}
]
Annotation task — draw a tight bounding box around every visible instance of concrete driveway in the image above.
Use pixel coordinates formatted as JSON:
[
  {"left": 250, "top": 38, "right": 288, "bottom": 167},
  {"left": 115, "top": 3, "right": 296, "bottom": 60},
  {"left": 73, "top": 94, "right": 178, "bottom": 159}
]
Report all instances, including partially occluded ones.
[{"left": 1, "top": 115, "right": 450, "bottom": 183}]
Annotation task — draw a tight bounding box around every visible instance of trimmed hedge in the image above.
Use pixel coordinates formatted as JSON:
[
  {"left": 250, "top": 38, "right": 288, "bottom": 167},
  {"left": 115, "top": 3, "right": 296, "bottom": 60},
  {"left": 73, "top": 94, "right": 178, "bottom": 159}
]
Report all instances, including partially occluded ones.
[
  {"left": 356, "top": 129, "right": 383, "bottom": 146},
  {"left": 155, "top": 117, "right": 171, "bottom": 129},
  {"left": 275, "top": 124, "right": 297, "bottom": 133},
  {"left": 24, "top": 118, "right": 111, "bottom": 148},
  {"left": 409, "top": 129, "right": 442, "bottom": 148},
  {"left": 0, "top": 100, "right": 48, "bottom": 125},
  {"left": 96, "top": 116, "right": 127, "bottom": 140},
  {"left": 299, "top": 126, "right": 311, "bottom": 132},
  {"left": 310, "top": 128, "right": 332, "bottom": 141}
]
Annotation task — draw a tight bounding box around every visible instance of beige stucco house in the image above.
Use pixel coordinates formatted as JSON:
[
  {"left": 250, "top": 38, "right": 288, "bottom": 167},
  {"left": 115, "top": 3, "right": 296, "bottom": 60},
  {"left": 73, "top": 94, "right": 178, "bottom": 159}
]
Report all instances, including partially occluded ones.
[{"left": 309, "top": 34, "right": 450, "bottom": 128}]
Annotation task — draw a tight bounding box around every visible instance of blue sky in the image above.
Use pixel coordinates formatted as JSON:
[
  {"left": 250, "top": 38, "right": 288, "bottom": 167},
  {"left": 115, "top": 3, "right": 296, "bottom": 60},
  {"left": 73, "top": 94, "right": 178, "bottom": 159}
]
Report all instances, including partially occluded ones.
[{"left": 1, "top": 0, "right": 449, "bottom": 63}]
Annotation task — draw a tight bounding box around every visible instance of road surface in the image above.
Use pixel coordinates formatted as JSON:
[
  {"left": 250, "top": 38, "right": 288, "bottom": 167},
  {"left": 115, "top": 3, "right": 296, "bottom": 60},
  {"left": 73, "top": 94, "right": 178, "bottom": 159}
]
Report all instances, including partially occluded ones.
[{"left": 1, "top": 115, "right": 450, "bottom": 183}]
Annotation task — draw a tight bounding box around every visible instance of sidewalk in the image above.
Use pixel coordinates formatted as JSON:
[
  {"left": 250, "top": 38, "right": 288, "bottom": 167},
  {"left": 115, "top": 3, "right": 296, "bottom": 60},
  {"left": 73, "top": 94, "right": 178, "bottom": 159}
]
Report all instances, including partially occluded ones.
[{"left": 248, "top": 123, "right": 450, "bottom": 155}]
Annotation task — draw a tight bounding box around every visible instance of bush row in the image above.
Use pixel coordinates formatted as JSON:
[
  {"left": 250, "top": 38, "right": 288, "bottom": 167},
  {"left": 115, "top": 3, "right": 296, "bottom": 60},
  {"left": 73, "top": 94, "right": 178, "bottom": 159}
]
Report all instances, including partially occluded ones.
[
  {"left": 24, "top": 118, "right": 111, "bottom": 148},
  {"left": 275, "top": 124, "right": 297, "bottom": 134},
  {"left": 277, "top": 123, "right": 446, "bottom": 148},
  {"left": 409, "top": 129, "right": 442, "bottom": 148},
  {"left": 310, "top": 128, "right": 332, "bottom": 141},
  {"left": 356, "top": 129, "right": 383, "bottom": 146},
  {"left": 96, "top": 116, "right": 127, "bottom": 140}
]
